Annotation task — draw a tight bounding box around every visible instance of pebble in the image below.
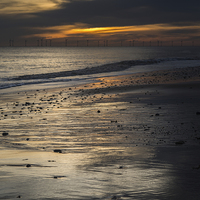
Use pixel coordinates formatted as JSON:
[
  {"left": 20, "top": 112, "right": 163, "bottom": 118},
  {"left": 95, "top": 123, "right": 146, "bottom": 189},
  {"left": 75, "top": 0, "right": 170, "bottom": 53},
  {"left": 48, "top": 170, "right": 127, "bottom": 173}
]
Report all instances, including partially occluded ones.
[
  {"left": 53, "top": 176, "right": 66, "bottom": 179},
  {"left": 175, "top": 141, "right": 185, "bottom": 145},
  {"left": 26, "top": 164, "right": 31, "bottom": 168},
  {"left": 54, "top": 149, "right": 62, "bottom": 153},
  {"left": 2, "top": 132, "right": 9, "bottom": 136}
]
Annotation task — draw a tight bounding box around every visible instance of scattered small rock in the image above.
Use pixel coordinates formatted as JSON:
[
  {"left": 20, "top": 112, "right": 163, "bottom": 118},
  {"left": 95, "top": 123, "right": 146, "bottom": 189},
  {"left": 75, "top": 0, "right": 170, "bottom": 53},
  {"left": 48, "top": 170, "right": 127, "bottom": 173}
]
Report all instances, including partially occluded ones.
[
  {"left": 53, "top": 175, "right": 66, "bottom": 179},
  {"left": 97, "top": 110, "right": 101, "bottom": 113},
  {"left": 26, "top": 164, "right": 31, "bottom": 168},
  {"left": 54, "top": 149, "right": 62, "bottom": 153},
  {"left": 155, "top": 113, "right": 160, "bottom": 116},
  {"left": 48, "top": 160, "right": 56, "bottom": 162},
  {"left": 24, "top": 102, "right": 31, "bottom": 106},
  {"left": 2, "top": 132, "right": 9, "bottom": 136},
  {"left": 175, "top": 141, "right": 185, "bottom": 145},
  {"left": 193, "top": 165, "right": 200, "bottom": 170}
]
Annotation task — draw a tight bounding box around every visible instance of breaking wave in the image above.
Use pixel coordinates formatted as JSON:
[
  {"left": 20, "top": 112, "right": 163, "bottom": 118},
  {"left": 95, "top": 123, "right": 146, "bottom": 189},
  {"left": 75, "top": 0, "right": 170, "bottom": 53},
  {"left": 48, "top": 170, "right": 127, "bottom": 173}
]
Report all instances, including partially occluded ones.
[
  {"left": 1, "top": 57, "right": 200, "bottom": 91},
  {"left": 9, "top": 57, "right": 200, "bottom": 81}
]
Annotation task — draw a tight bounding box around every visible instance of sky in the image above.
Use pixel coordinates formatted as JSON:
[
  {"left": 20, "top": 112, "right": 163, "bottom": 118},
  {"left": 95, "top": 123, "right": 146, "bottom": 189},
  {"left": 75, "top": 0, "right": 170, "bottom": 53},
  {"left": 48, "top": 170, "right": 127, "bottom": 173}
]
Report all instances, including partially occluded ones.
[{"left": 0, "top": 0, "right": 200, "bottom": 46}]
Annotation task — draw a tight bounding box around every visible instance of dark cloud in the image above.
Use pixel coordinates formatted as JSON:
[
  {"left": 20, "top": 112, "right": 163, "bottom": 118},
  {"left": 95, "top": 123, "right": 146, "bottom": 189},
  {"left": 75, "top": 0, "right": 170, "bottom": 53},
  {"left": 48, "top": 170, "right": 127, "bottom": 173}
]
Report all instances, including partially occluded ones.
[
  {"left": 0, "top": 0, "right": 200, "bottom": 44},
  {"left": 37, "top": 0, "right": 200, "bottom": 26}
]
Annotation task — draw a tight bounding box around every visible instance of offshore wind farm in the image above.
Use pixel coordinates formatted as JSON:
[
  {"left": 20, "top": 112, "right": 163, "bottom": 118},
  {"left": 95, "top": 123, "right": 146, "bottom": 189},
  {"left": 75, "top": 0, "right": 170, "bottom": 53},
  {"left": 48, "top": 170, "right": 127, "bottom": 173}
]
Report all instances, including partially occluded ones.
[{"left": 3, "top": 38, "right": 200, "bottom": 47}]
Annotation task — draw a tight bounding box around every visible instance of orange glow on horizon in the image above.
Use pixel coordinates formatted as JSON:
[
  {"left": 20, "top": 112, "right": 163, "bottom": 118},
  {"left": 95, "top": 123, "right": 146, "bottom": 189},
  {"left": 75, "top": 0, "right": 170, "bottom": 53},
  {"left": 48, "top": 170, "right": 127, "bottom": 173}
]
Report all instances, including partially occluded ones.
[{"left": 27, "top": 23, "right": 200, "bottom": 41}]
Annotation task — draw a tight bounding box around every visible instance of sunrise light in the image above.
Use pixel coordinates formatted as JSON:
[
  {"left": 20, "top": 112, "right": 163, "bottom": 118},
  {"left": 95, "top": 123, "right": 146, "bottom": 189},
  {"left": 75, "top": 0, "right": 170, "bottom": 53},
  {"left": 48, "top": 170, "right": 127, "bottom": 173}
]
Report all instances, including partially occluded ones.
[{"left": 27, "top": 23, "right": 200, "bottom": 41}]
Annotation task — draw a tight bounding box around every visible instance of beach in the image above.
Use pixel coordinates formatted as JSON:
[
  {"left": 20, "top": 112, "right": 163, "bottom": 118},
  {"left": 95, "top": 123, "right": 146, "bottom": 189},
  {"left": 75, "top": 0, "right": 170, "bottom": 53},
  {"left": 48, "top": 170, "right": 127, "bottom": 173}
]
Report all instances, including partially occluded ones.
[{"left": 0, "top": 65, "right": 200, "bottom": 199}]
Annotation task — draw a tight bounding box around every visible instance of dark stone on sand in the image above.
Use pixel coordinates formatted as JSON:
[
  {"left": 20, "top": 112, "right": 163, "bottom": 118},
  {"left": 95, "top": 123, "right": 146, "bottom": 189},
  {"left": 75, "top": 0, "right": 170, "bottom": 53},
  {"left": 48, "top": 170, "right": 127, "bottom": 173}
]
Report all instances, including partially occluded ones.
[
  {"left": 196, "top": 112, "right": 200, "bottom": 115},
  {"left": 54, "top": 149, "right": 62, "bottom": 153},
  {"left": 155, "top": 113, "right": 160, "bottom": 116},
  {"left": 175, "top": 141, "right": 185, "bottom": 145},
  {"left": 17, "top": 195, "right": 21, "bottom": 198},
  {"left": 25, "top": 102, "right": 31, "bottom": 106},
  {"left": 53, "top": 175, "right": 66, "bottom": 179},
  {"left": 193, "top": 165, "right": 200, "bottom": 170},
  {"left": 2, "top": 132, "right": 9, "bottom": 136},
  {"left": 26, "top": 138, "right": 29, "bottom": 141},
  {"left": 97, "top": 110, "right": 101, "bottom": 113},
  {"left": 48, "top": 160, "right": 56, "bottom": 162},
  {"left": 26, "top": 164, "right": 31, "bottom": 167}
]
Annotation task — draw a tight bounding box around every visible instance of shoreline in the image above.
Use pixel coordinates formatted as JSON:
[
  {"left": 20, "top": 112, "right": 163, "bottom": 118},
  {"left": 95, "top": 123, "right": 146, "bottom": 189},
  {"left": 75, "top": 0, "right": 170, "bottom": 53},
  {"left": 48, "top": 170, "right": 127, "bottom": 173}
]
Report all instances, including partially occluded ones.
[{"left": 1, "top": 65, "right": 200, "bottom": 96}]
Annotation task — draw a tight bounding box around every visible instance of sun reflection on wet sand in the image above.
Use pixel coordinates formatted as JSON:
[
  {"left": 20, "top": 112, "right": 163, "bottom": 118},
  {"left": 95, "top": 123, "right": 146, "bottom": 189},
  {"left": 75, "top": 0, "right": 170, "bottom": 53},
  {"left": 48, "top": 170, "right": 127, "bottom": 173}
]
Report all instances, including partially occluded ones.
[{"left": 0, "top": 146, "right": 176, "bottom": 200}]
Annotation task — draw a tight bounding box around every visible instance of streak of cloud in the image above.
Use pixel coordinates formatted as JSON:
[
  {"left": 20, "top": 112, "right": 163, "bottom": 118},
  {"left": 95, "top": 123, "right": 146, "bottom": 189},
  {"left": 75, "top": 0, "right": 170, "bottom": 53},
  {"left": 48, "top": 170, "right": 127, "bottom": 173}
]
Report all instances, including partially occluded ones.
[{"left": 0, "top": 0, "right": 200, "bottom": 45}]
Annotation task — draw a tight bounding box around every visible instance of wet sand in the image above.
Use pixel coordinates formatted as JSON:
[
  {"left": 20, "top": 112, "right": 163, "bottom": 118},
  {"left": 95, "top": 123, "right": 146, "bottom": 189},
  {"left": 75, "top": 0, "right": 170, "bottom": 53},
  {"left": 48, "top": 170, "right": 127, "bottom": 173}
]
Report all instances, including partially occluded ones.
[{"left": 1, "top": 66, "right": 200, "bottom": 199}]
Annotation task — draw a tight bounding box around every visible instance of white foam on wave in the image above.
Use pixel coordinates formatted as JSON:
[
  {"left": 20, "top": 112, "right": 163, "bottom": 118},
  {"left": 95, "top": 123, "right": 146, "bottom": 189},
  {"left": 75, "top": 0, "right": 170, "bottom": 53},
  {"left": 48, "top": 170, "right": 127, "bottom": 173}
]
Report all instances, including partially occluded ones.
[{"left": 8, "top": 57, "right": 200, "bottom": 81}]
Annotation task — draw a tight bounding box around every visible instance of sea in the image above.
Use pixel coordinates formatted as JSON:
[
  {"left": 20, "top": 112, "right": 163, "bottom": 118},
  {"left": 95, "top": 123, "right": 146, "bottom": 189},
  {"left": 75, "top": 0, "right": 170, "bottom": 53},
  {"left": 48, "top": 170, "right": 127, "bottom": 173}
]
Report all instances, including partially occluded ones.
[{"left": 0, "top": 46, "right": 200, "bottom": 93}]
